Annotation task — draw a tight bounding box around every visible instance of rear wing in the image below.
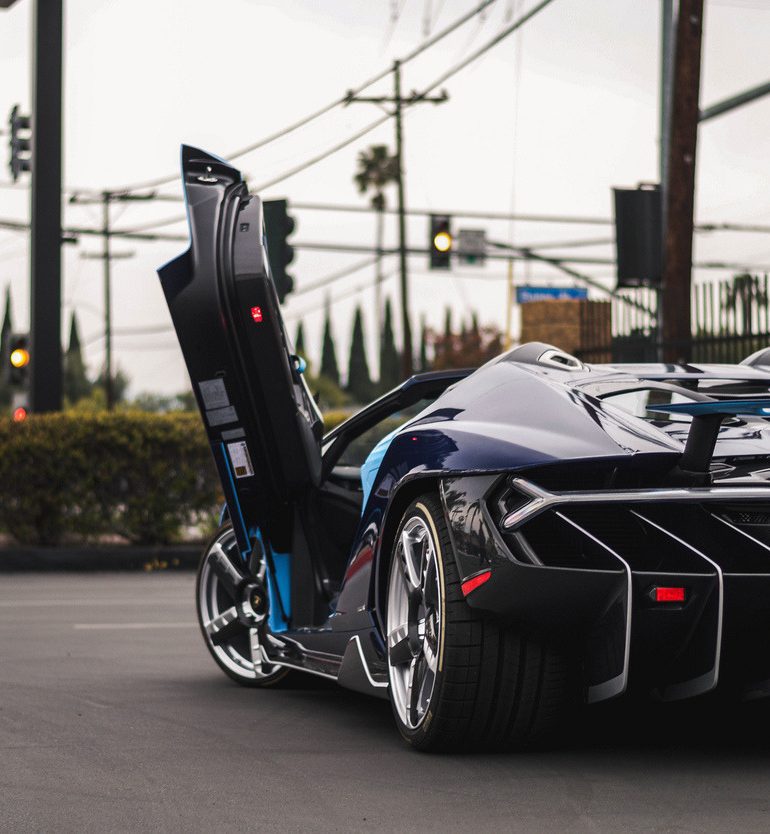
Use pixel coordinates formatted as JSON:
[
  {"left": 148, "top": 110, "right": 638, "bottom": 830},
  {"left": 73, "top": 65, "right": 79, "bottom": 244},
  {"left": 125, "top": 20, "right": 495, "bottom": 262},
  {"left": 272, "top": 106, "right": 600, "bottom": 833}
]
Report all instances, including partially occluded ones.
[{"left": 647, "top": 399, "right": 770, "bottom": 480}]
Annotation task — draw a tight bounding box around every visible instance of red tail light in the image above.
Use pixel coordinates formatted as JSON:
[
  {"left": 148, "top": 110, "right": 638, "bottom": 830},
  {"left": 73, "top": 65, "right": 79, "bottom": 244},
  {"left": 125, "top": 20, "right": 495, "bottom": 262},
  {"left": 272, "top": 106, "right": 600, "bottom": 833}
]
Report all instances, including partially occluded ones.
[
  {"left": 654, "top": 586, "right": 686, "bottom": 603},
  {"left": 461, "top": 569, "right": 492, "bottom": 597}
]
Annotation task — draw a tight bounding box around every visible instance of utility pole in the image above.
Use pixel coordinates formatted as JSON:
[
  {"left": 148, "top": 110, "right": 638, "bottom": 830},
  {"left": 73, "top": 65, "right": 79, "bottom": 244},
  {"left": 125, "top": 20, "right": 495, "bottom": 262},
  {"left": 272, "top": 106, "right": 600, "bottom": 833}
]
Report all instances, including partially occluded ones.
[
  {"left": 504, "top": 258, "right": 514, "bottom": 350},
  {"left": 30, "top": 0, "right": 64, "bottom": 412},
  {"left": 392, "top": 61, "right": 412, "bottom": 379},
  {"left": 77, "top": 191, "right": 139, "bottom": 409},
  {"left": 346, "top": 66, "right": 448, "bottom": 379},
  {"left": 375, "top": 205, "right": 385, "bottom": 352},
  {"left": 657, "top": 0, "right": 674, "bottom": 361},
  {"left": 661, "top": 0, "right": 704, "bottom": 363},
  {"left": 101, "top": 193, "right": 114, "bottom": 409}
]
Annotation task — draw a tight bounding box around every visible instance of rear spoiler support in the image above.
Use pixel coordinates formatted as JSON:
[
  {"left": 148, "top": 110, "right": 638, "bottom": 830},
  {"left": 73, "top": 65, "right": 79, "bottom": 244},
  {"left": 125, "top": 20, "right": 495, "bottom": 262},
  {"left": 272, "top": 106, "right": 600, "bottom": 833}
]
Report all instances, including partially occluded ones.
[{"left": 648, "top": 399, "right": 770, "bottom": 484}]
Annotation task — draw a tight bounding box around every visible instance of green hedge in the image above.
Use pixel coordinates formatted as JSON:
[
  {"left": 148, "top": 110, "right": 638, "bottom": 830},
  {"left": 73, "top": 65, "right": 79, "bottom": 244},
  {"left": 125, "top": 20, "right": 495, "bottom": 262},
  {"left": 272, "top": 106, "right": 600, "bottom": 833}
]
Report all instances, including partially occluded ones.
[
  {"left": 0, "top": 409, "right": 362, "bottom": 547},
  {"left": 0, "top": 412, "right": 220, "bottom": 546}
]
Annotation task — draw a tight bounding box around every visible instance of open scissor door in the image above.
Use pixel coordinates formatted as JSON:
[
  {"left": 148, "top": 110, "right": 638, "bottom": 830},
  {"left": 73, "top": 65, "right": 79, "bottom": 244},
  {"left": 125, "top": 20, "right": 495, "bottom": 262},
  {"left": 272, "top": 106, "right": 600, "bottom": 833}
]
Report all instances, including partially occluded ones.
[{"left": 158, "top": 146, "right": 323, "bottom": 559}]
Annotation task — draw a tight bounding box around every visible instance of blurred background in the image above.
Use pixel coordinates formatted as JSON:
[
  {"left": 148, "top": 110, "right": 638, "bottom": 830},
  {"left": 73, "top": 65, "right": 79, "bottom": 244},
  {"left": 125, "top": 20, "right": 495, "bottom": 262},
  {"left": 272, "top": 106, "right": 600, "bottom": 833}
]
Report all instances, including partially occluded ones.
[{"left": 0, "top": 0, "right": 768, "bottom": 549}]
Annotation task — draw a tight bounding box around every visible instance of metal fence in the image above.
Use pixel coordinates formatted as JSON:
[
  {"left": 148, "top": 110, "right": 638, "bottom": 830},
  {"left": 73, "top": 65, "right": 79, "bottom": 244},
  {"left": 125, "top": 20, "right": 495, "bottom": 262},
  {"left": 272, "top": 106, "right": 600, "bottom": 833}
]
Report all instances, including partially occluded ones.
[{"left": 575, "top": 274, "right": 770, "bottom": 364}]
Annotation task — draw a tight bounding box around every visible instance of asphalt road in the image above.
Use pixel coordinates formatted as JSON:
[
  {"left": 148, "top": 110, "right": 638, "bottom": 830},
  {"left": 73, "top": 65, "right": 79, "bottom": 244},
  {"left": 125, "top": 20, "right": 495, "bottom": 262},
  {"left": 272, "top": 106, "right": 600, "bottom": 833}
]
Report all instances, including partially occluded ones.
[{"left": 3, "top": 573, "right": 770, "bottom": 833}]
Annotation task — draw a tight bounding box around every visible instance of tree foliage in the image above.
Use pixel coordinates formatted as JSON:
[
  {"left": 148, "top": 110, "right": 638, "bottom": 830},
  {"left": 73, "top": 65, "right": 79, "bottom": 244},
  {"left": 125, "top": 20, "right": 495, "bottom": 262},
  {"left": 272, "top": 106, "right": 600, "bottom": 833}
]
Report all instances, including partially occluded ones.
[
  {"left": 295, "top": 320, "right": 306, "bottom": 358},
  {"left": 379, "top": 297, "right": 400, "bottom": 392},
  {"left": 347, "top": 306, "right": 373, "bottom": 403},
  {"left": 429, "top": 312, "right": 503, "bottom": 370},
  {"left": 0, "top": 412, "right": 219, "bottom": 545},
  {"left": 63, "top": 312, "right": 92, "bottom": 406},
  {"left": 320, "top": 304, "right": 340, "bottom": 385},
  {"left": 353, "top": 144, "right": 399, "bottom": 211}
]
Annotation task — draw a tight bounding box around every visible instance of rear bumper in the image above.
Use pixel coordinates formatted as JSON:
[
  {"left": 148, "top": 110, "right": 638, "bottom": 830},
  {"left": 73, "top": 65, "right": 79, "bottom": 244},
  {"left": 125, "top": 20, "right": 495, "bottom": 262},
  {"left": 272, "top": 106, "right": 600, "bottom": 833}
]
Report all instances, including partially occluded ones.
[{"left": 440, "top": 474, "right": 770, "bottom": 703}]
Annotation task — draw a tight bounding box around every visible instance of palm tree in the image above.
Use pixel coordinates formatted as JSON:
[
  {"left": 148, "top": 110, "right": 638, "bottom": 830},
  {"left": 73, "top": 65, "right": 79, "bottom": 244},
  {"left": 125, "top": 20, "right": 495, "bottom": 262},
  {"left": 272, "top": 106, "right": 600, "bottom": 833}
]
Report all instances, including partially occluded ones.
[{"left": 354, "top": 145, "right": 399, "bottom": 380}]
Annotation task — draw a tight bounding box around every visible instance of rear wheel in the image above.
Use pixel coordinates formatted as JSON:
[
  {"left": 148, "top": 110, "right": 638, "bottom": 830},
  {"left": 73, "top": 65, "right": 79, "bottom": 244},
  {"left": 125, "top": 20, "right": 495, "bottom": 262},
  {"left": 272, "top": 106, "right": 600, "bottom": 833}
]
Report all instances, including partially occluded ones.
[
  {"left": 386, "top": 494, "right": 573, "bottom": 751},
  {"left": 196, "top": 523, "right": 289, "bottom": 687}
]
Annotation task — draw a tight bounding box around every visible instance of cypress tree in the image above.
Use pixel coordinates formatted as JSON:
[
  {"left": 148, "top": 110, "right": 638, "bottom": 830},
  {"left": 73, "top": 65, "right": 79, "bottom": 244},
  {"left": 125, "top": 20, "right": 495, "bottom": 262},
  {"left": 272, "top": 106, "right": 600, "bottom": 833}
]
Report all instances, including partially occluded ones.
[
  {"left": 63, "top": 311, "right": 92, "bottom": 405},
  {"left": 320, "top": 303, "right": 340, "bottom": 384},
  {"left": 419, "top": 316, "right": 428, "bottom": 373},
  {"left": 379, "top": 297, "right": 400, "bottom": 392},
  {"left": 295, "top": 320, "right": 306, "bottom": 356},
  {"left": 347, "top": 306, "right": 372, "bottom": 403}
]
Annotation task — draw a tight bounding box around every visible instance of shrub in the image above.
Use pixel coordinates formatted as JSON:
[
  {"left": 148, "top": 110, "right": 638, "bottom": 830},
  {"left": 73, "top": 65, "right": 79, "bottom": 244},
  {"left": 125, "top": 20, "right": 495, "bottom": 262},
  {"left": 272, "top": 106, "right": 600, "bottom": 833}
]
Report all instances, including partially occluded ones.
[
  {"left": 0, "top": 412, "right": 220, "bottom": 546},
  {"left": 323, "top": 409, "right": 354, "bottom": 433}
]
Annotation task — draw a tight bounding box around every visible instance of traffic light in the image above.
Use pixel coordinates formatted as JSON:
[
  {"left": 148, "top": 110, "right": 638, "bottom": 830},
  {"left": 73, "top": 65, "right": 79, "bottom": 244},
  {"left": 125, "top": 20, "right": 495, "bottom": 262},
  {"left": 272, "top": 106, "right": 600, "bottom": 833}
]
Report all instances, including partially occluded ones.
[
  {"left": 8, "top": 105, "right": 31, "bottom": 183},
  {"left": 429, "top": 214, "right": 453, "bottom": 270},
  {"left": 8, "top": 333, "right": 30, "bottom": 388},
  {"left": 613, "top": 184, "right": 662, "bottom": 288},
  {"left": 263, "top": 199, "right": 296, "bottom": 303}
]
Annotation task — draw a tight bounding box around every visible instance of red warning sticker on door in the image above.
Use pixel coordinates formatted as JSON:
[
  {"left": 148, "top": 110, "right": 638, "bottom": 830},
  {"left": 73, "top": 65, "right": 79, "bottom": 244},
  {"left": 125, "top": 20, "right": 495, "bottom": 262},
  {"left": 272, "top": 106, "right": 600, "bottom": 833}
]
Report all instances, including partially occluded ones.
[{"left": 227, "top": 441, "right": 254, "bottom": 479}]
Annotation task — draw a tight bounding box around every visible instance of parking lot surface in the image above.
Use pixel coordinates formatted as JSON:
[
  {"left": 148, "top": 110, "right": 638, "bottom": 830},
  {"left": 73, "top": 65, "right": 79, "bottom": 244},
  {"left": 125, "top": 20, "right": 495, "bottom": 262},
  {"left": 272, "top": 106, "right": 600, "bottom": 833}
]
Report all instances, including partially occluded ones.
[{"left": 2, "top": 572, "right": 770, "bottom": 832}]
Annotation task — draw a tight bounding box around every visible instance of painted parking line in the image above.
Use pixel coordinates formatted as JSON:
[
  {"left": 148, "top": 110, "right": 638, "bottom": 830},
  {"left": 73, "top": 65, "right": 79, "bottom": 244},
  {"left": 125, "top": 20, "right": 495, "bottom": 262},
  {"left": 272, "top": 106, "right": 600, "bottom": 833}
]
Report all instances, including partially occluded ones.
[
  {"left": 73, "top": 622, "right": 196, "bottom": 630},
  {"left": 0, "top": 598, "right": 191, "bottom": 608}
]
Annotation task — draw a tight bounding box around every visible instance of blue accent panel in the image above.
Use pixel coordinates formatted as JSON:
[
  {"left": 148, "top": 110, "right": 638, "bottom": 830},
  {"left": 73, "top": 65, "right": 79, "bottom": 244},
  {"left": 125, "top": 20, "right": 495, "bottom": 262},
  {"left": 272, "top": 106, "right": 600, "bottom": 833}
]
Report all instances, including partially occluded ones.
[
  {"left": 254, "top": 529, "right": 291, "bottom": 633},
  {"left": 218, "top": 503, "right": 229, "bottom": 527},
  {"left": 360, "top": 427, "right": 400, "bottom": 511},
  {"left": 647, "top": 399, "right": 770, "bottom": 417},
  {"left": 215, "top": 441, "right": 251, "bottom": 559}
]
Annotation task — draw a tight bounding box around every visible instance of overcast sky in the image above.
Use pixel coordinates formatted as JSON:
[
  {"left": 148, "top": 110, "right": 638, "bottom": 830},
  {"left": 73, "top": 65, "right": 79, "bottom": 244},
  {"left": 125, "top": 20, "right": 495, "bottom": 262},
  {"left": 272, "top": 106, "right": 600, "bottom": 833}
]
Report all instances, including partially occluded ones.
[{"left": 0, "top": 0, "right": 769, "bottom": 396}]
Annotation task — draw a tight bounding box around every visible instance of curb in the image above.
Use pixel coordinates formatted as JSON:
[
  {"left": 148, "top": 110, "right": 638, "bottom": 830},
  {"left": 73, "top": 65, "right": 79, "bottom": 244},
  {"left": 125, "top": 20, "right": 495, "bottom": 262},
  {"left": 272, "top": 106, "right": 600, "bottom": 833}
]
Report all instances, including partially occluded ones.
[{"left": 0, "top": 545, "right": 202, "bottom": 572}]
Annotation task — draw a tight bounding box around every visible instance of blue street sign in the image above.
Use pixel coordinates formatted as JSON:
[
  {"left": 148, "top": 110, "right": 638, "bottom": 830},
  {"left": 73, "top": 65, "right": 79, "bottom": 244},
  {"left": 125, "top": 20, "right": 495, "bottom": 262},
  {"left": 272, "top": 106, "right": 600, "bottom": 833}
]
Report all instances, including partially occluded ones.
[{"left": 516, "top": 286, "right": 589, "bottom": 303}]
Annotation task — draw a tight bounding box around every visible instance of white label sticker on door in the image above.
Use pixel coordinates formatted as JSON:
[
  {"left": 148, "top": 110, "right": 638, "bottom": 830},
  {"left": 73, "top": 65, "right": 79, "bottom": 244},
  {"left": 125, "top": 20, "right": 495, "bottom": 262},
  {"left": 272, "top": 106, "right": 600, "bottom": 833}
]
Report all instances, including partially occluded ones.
[{"left": 227, "top": 441, "right": 254, "bottom": 479}]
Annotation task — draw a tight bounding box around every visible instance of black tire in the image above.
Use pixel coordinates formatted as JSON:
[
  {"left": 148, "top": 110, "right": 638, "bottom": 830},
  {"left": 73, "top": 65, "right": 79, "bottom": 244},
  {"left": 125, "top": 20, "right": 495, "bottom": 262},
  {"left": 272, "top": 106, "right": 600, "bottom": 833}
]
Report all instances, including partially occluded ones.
[
  {"left": 196, "top": 523, "right": 290, "bottom": 688},
  {"left": 386, "top": 494, "right": 574, "bottom": 752}
]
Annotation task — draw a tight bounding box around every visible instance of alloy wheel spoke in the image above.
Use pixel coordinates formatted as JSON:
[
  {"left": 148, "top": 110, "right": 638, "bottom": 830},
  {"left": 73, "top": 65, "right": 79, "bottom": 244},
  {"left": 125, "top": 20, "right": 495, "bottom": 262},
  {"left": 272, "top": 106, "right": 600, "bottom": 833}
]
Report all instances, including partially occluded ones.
[
  {"left": 389, "top": 636, "right": 413, "bottom": 666},
  {"left": 388, "top": 621, "right": 409, "bottom": 649},
  {"left": 423, "top": 633, "right": 438, "bottom": 672},
  {"left": 400, "top": 529, "right": 424, "bottom": 590},
  {"left": 388, "top": 622, "right": 412, "bottom": 666},
  {"left": 416, "top": 662, "right": 435, "bottom": 718},
  {"left": 208, "top": 542, "right": 245, "bottom": 598},
  {"left": 205, "top": 606, "right": 238, "bottom": 636},
  {"left": 249, "top": 628, "right": 262, "bottom": 674},
  {"left": 406, "top": 655, "right": 421, "bottom": 726},
  {"left": 210, "top": 617, "right": 246, "bottom": 647},
  {"left": 422, "top": 550, "right": 438, "bottom": 609}
]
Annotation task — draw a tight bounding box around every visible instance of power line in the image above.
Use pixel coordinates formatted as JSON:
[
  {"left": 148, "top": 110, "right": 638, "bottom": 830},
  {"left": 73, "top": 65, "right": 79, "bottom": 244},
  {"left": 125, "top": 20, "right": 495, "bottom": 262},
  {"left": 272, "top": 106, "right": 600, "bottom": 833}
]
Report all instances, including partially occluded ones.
[
  {"left": 286, "top": 239, "right": 770, "bottom": 272},
  {"left": 285, "top": 271, "right": 399, "bottom": 322},
  {"left": 292, "top": 256, "right": 384, "bottom": 297},
  {"left": 76, "top": 0, "right": 500, "bottom": 196},
  {"left": 99, "top": 194, "right": 770, "bottom": 236},
  {"left": 416, "top": 0, "right": 556, "bottom": 98},
  {"left": 292, "top": 200, "right": 612, "bottom": 225},
  {"left": 118, "top": 114, "right": 394, "bottom": 234},
  {"left": 107, "top": 0, "right": 556, "bottom": 236}
]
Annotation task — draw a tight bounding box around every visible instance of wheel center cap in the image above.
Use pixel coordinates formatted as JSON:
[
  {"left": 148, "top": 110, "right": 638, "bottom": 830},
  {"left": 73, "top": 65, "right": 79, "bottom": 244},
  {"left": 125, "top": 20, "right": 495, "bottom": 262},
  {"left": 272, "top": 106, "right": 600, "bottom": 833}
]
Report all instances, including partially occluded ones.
[{"left": 239, "top": 581, "right": 268, "bottom": 624}]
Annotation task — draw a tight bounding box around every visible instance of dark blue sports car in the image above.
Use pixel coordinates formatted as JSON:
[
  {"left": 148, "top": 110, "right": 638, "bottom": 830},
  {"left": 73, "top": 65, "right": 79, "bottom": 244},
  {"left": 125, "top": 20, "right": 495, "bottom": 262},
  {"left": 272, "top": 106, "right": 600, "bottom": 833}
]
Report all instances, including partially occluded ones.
[{"left": 160, "top": 147, "right": 770, "bottom": 751}]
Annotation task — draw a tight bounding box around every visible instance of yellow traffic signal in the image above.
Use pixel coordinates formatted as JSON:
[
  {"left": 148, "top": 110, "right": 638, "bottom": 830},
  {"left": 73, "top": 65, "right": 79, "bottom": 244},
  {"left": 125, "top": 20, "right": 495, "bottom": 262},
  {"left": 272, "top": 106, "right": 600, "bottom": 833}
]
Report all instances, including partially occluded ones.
[
  {"left": 429, "top": 214, "right": 453, "bottom": 269},
  {"left": 433, "top": 230, "right": 453, "bottom": 253},
  {"left": 10, "top": 347, "right": 29, "bottom": 369}
]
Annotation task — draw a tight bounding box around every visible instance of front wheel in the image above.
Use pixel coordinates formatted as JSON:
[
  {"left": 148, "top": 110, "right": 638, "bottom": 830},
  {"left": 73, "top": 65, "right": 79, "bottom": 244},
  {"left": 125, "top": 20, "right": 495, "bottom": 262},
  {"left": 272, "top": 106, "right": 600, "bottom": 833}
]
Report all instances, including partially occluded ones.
[
  {"left": 386, "top": 494, "right": 573, "bottom": 751},
  {"left": 196, "top": 523, "right": 289, "bottom": 687}
]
